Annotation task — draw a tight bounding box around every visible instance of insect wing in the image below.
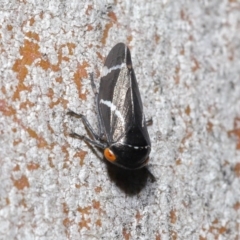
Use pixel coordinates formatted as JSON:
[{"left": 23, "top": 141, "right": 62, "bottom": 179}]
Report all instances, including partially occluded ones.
[
  {"left": 98, "top": 43, "right": 131, "bottom": 142},
  {"left": 125, "top": 68, "right": 151, "bottom": 147},
  {"left": 98, "top": 43, "right": 150, "bottom": 147}
]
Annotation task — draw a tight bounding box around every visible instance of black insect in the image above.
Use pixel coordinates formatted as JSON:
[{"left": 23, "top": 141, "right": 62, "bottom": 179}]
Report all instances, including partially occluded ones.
[{"left": 68, "top": 43, "right": 155, "bottom": 187}]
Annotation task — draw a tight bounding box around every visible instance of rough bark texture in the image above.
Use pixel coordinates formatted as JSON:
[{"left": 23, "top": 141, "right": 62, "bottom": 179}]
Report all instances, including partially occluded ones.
[{"left": 0, "top": 1, "right": 240, "bottom": 239}]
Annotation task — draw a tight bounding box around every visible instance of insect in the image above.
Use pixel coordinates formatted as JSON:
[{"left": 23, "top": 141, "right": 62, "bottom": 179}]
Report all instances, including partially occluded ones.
[{"left": 68, "top": 43, "right": 154, "bottom": 179}]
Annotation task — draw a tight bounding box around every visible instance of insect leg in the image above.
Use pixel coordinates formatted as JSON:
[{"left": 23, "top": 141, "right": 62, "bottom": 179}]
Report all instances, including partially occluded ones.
[
  {"left": 90, "top": 73, "right": 105, "bottom": 139},
  {"left": 146, "top": 168, "right": 156, "bottom": 182},
  {"left": 67, "top": 110, "right": 100, "bottom": 141},
  {"left": 146, "top": 117, "right": 153, "bottom": 126},
  {"left": 70, "top": 132, "right": 106, "bottom": 149}
]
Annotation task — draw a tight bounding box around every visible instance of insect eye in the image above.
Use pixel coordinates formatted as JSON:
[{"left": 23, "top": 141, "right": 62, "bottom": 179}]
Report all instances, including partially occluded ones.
[{"left": 104, "top": 148, "right": 116, "bottom": 162}]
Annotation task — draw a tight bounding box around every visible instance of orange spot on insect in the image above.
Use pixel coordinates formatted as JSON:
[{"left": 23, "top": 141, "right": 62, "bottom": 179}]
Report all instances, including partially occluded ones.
[{"left": 104, "top": 148, "right": 116, "bottom": 162}]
